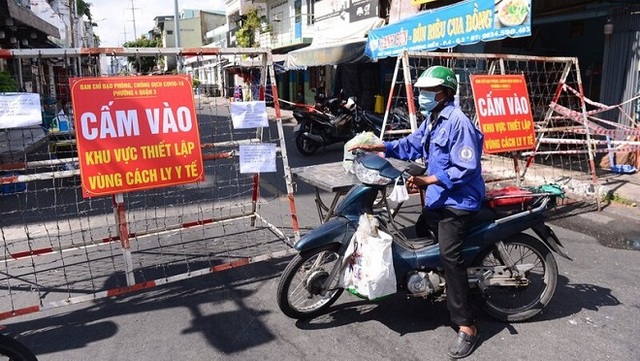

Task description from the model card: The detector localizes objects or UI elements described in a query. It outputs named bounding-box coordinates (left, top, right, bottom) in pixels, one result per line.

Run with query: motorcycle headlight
left=353, top=160, right=393, bottom=185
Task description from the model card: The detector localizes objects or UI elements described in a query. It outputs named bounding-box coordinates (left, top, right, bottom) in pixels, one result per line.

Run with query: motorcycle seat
left=415, top=207, right=498, bottom=240
left=472, top=206, right=499, bottom=223
left=361, top=111, right=385, bottom=126
left=400, top=235, right=437, bottom=250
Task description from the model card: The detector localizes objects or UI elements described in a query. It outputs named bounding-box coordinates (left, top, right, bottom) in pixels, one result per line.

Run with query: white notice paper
left=239, top=143, right=277, bottom=174
left=230, top=100, right=269, bottom=129
left=0, top=93, right=43, bottom=129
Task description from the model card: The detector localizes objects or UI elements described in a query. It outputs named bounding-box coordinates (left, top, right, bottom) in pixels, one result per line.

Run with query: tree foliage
left=236, top=7, right=265, bottom=48
left=77, top=0, right=92, bottom=21
left=76, top=0, right=99, bottom=45
left=123, top=36, right=161, bottom=74
left=0, top=72, right=18, bottom=92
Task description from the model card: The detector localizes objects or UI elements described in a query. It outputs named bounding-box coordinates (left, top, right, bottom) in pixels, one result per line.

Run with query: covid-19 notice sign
left=70, top=75, right=204, bottom=198
left=470, top=74, right=535, bottom=154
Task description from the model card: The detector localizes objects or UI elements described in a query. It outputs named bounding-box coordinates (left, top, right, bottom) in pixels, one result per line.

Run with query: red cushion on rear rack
left=485, top=186, right=534, bottom=208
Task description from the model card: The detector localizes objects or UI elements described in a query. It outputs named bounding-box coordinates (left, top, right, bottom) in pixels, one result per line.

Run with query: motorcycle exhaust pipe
left=302, top=132, right=325, bottom=143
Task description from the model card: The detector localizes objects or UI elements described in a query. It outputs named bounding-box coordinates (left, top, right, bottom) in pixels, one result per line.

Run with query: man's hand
left=347, top=143, right=386, bottom=152
left=407, top=175, right=439, bottom=190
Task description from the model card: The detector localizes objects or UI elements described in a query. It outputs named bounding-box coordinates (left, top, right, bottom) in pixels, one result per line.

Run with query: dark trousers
left=422, top=207, right=476, bottom=327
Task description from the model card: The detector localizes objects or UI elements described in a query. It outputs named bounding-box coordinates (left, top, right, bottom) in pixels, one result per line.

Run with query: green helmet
left=414, top=66, right=457, bottom=93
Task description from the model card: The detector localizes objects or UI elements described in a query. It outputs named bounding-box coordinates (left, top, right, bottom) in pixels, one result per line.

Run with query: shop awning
left=285, top=17, right=386, bottom=69
left=285, top=39, right=369, bottom=69
left=2, top=0, right=60, bottom=38
left=365, top=0, right=532, bottom=60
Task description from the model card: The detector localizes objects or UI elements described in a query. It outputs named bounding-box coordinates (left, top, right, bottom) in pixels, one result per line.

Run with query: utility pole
left=130, top=0, right=138, bottom=40
left=173, top=0, right=180, bottom=47
left=174, top=0, right=181, bottom=72
left=68, top=0, right=74, bottom=48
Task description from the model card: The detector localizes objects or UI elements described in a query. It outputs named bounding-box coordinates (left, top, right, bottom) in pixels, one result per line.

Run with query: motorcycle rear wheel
left=0, top=334, right=38, bottom=361
left=472, top=233, right=558, bottom=322
left=277, top=244, right=344, bottom=319
left=295, top=123, right=319, bottom=155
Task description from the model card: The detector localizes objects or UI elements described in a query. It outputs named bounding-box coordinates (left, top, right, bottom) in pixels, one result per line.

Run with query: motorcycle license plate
left=293, top=124, right=302, bottom=133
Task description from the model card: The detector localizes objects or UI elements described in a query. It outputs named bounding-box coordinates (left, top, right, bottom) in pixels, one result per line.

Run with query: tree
left=0, top=72, right=18, bottom=92
left=77, top=0, right=93, bottom=21
left=123, top=36, right=161, bottom=74
left=236, top=7, right=269, bottom=48
left=76, top=1, right=101, bottom=46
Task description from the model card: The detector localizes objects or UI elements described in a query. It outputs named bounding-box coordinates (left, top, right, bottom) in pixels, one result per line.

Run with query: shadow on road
left=3, top=258, right=291, bottom=357
left=290, top=273, right=622, bottom=348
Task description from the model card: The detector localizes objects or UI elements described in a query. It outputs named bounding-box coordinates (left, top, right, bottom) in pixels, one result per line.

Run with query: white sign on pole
left=0, top=93, right=43, bottom=129
left=230, top=101, right=269, bottom=129
left=239, top=143, right=277, bottom=174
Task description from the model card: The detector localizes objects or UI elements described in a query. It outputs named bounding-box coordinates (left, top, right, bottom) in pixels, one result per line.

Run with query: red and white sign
left=470, top=74, right=535, bottom=154
left=70, top=75, right=204, bottom=198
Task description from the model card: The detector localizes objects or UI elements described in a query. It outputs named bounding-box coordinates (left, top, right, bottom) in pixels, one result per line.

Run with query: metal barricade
left=0, top=47, right=298, bottom=320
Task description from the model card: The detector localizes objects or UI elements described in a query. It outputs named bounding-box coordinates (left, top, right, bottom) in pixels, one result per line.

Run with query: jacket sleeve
left=383, top=121, right=428, bottom=161
left=436, top=119, right=482, bottom=189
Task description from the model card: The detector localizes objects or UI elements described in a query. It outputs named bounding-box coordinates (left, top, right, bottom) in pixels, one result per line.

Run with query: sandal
left=447, top=330, right=479, bottom=359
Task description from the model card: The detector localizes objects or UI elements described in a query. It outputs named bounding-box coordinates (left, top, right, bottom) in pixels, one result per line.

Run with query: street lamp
left=89, top=18, right=107, bottom=47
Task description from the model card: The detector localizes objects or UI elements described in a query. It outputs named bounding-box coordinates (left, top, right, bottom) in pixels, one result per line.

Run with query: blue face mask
left=418, top=90, right=442, bottom=112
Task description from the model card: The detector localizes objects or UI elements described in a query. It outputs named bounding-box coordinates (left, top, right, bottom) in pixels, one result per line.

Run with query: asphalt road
left=3, top=113, right=639, bottom=361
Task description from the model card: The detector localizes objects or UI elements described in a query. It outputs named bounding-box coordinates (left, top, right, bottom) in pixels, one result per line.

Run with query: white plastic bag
left=387, top=176, right=409, bottom=203
left=343, top=131, right=384, bottom=173
left=341, top=214, right=397, bottom=300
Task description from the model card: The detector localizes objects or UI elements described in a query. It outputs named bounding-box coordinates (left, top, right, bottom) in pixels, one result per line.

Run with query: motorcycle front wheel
left=294, top=123, right=319, bottom=155
left=0, top=334, right=38, bottom=361
left=277, top=244, right=344, bottom=319
left=472, top=233, right=558, bottom=322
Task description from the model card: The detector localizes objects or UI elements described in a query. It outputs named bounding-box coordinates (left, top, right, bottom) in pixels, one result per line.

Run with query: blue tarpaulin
left=365, top=0, right=531, bottom=59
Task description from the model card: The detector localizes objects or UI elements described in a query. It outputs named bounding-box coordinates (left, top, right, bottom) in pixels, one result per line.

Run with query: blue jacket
left=383, top=102, right=485, bottom=211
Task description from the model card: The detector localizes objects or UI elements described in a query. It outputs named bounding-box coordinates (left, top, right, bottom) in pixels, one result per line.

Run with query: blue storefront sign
left=366, top=0, right=531, bottom=59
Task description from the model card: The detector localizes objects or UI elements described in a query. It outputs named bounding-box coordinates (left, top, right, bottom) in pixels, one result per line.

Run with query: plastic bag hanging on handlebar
left=387, top=177, right=409, bottom=203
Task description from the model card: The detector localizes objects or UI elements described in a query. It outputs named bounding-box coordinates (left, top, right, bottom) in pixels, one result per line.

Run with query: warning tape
left=539, top=138, right=640, bottom=146
left=523, top=146, right=640, bottom=156
left=540, top=127, right=640, bottom=137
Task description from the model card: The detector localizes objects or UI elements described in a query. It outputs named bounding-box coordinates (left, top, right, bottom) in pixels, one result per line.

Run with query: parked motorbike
left=277, top=152, right=570, bottom=321
left=293, top=97, right=403, bottom=155
left=293, top=97, right=362, bottom=155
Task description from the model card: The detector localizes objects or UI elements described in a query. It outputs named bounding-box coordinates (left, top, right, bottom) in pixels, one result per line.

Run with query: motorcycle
left=276, top=152, right=570, bottom=321
left=293, top=97, right=386, bottom=156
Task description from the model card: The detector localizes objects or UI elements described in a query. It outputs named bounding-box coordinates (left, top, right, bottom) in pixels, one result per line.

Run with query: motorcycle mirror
left=404, top=162, right=427, bottom=176
left=346, top=97, right=356, bottom=109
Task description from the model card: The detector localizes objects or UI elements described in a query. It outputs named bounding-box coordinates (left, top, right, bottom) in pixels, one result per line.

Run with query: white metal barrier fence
left=380, top=51, right=640, bottom=206
left=0, top=47, right=299, bottom=320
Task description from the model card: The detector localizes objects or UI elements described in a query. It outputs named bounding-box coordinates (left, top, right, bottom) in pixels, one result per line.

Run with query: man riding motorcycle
left=349, top=65, right=484, bottom=359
